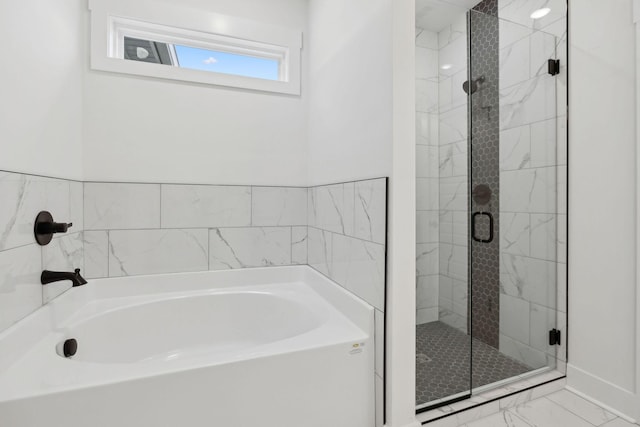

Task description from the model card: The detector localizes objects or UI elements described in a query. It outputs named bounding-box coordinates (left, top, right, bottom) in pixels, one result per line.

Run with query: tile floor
left=459, top=389, right=637, bottom=427
left=416, top=321, right=531, bottom=406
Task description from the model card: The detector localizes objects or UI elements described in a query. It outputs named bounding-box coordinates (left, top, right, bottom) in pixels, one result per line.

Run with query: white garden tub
left=0, top=266, right=375, bottom=427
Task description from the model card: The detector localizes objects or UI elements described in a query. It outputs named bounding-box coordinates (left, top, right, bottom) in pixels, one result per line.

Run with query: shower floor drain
left=416, top=353, right=432, bottom=364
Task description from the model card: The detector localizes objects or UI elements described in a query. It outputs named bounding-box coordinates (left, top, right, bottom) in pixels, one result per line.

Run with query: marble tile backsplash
left=0, top=171, right=84, bottom=332
left=307, top=178, right=387, bottom=312
left=1, top=174, right=388, bottom=337
left=83, top=183, right=310, bottom=278
left=84, top=179, right=387, bottom=289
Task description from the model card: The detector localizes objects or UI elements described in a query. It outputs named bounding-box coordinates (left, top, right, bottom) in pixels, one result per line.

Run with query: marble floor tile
left=463, top=410, right=533, bottom=427
left=545, top=390, right=617, bottom=426
left=600, top=419, right=638, bottom=427
left=459, top=391, right=634, bottom=427
left=507, top=397, right=597, bottom=427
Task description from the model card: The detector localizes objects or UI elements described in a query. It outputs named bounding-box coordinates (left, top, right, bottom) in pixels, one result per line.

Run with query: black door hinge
left=548, top=59, right=560, bottom=76
left=549, top=329, right=561, bottom=346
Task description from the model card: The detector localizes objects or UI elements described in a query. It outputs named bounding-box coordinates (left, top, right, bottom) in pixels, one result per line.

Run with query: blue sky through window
left=174, top=45, right=279, bottom=81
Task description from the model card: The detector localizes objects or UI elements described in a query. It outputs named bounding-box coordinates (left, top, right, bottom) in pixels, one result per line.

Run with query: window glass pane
left=124, top=37, right=174, bottom=65
left=174, top=45, right=279, bottom=81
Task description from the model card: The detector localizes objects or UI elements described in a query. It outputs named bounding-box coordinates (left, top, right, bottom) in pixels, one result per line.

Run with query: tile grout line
left=307, top=225, right=384, bottom=247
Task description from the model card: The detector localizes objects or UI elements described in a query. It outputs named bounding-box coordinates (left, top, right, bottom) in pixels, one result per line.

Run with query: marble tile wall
left=437, top=15, right=470, bottom=332
left=307, top=178, right=387, bottom=311
left=416, top=26, right=440, bottom=325
left=0, top=171, right=84, bottom=332
left=83, top=183, right=309, bottom=278
left=497, top=0, right=567, bottom=370
left=306, top=177, right=387, bottom=427
left=1, top=175, right=388, bottom=326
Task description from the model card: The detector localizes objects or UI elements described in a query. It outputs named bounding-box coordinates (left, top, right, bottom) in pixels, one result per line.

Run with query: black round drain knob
left=63, top=339, right=78, bottom=357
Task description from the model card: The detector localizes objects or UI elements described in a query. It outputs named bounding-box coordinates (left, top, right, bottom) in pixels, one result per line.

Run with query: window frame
left=89, top=0, right=302, bottom=95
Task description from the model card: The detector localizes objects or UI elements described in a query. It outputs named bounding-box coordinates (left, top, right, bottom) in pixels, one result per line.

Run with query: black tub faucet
left=41, top=269, right=87, bottom=287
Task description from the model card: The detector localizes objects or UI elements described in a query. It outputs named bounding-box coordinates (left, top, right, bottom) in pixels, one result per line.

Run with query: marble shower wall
left=0, top=171, right=84, bottom=332
left=438, top=14, right=470, bottom=332
left=83, top=183, right=309, bottom=278
left=415, top=13, right=470, bottom=330
left=497, top=0, right=567, bottom=370
left=415, top=26, right=440, bottom=325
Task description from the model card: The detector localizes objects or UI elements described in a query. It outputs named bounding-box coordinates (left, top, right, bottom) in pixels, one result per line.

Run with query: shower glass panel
left=416, top=2, right=566, bottom=412
left=468, top=10, right=561, bottom=393
left=415, top=6, right=472, bottom=410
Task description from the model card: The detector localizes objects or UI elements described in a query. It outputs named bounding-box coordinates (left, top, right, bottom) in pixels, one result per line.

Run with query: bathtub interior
left=64, top=291, right=329, bottom=363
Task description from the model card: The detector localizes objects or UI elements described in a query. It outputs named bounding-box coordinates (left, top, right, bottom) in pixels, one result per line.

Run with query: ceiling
left=416, top=0, right=483, bottom=32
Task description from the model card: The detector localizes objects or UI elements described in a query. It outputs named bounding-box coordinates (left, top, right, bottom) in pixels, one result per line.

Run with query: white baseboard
left=566, top=363, right=638, bottom=423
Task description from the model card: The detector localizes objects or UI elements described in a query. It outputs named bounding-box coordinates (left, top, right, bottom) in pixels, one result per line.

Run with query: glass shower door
left=468, top=9, right=563, bottom=392
left=415, top=4, right=566, bottom=413
left=415, top=6, right=473, bottom=410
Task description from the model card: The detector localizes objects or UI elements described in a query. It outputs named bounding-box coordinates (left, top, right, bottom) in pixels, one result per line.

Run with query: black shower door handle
left=472, top=212, right=494, bottom=243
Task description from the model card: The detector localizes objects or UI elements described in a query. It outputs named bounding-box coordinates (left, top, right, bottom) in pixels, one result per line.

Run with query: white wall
left=567, top=0, right=639, bottom=420
left=0, top=0, right=84, bottom=180
left=307, top=0, right=393, bottom=185
left=83, top=0, right=309, bottom=186
left=306, top=2, right=418, bottom=426
left=388, top=1, right=420, bottom=426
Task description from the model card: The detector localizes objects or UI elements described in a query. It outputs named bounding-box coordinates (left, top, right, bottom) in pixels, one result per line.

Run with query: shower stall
left=415, top=0, right=567, bottom=411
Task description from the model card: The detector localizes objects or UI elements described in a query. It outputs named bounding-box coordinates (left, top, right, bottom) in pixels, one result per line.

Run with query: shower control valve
left=34, top=211, right=73, bottom=245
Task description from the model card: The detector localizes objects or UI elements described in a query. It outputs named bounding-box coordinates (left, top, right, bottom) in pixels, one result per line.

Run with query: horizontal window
left=172, top=45, right=280, bottom=81
left=89, top=0, right=302, bottom=95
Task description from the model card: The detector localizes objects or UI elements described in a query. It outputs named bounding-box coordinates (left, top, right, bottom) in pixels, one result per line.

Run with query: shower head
left=462, top=76, right=486, bottom=95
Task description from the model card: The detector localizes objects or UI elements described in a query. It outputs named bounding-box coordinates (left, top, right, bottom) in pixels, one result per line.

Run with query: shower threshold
left=416, top=369, right=565, bottom=424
